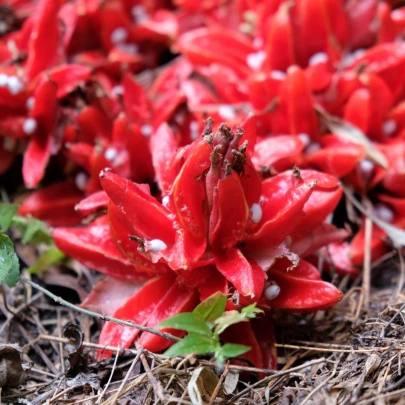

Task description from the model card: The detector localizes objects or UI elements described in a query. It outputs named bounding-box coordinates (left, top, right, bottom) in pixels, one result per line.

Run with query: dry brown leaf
left=0, top=344, right=24, bottom=388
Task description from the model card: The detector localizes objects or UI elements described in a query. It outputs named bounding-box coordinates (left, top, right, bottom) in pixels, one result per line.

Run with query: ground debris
left=2, top=257, right=405, bottom=404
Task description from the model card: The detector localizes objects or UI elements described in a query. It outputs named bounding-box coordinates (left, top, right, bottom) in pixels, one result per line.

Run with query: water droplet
left=104, top=147, right=118, bottom=161
left=250, top=203, right=262, bottom=223
left=110, top=27, right=128, bottom=44
left=264, top=281, right=280, bottom=300
left=309, top=52, right=328, bottom=66
left=23, top=118, right=37, bottom=135
left=149, top=239, right=167, bottom=253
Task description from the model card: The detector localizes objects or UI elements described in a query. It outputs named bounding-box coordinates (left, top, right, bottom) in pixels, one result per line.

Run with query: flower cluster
left=3, top=0, right=405, bottom=367
left=54, top=119, right=344, bottom=366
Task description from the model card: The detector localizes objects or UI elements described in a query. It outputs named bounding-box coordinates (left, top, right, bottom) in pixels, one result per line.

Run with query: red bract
left=54, top=119, right=344, bottom=363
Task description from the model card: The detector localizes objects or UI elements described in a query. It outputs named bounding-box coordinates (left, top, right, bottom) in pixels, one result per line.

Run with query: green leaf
left=219, top=343, right=250, bottom=359
left=158, top=313, right=212, bottom=336
left=193, top=292, right=227, bottom=324
left=214, top=310, right=249, bottom=335
left=28, top=247, right=65, bottom=274
left=241, top=303, right=263, bottom=318
left=164, top=335, right=218, bottom=356
left=11, top=216, right=52, bottom=245
left=0, top=204, right=19, bottom=232
left=0, top=233, right=20, bottom=287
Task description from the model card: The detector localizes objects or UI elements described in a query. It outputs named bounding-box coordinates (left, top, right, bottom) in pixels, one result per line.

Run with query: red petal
left=0, top=140, right=15, bottom=175
left=221, top=322, right=265, bottom=369
left=45, top=64, right=92, bottom=99
left=100, top=171, right=175, bottom=244
left=75, top=191, right=110, bottom=218
left=65, top=143, right=93, bottom=172
left=214, top=248, right=265, bottom=299
left=253, top=135, right=304, bottom=172
left=198, top=268, right=228, bottom=301
left=251, top=312, right=277, bottom=370
left=350, top=222, right=388, bottom=266
left=150, top=123, right=178, bottom=194
left=266, top=258, right=343, bottom=311
left=344, top=88, right=371, bottom=134
left=122, top=72, right=151, bottom=124
left=210, top=172, right=249, bottom=249
left=175, top=27, right=253, bottom=77
left=108, top=201, right=170, bottom=274
left=264, top=2, right=295, bottom=72
left=282, top=66, right=319, bottom=139
left=25, top=0, right=62, bottom=80
left=82, top=277, right=145, bottom=316
left=22, top=80, right=57, bottom=188
left=112, top=116, right=154, bottom=183
left=292, top=170, right=342, bottom=234
left=380, top=140, right=405, bottom=197
left=307, top=135, right=365, bottom=177
left=290, top=223, right=350, bottom=257
left=139, top=283, right=198, bottom=352
left=247, top=173, right=313, bottom=248
left=171, top=139, right=210, bottom=251
left=240, top=156, right=262, bottom=208
left=240, top=114, right=257, bottom=156
left=323, top=242, right=360, bottom=277
left=18, top=181, right=82, bottom=226
left=53, top=216, right=140, bottom=279
left=97, top=274, right=177, bottom=358
left=77, top=106, right=112, bottom=144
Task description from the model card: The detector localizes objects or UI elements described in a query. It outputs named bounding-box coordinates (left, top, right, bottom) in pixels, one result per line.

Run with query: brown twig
left=136, top=342, right=166, bottom=403
left=96, top=348, right=120, bottom=404
left=363, top=216, right=373, bottom=308
left=21, top=277, right=180, bottom=342
left=107, top=348, right=143, bottom=404
left=208, top=362, right=229, bottom=405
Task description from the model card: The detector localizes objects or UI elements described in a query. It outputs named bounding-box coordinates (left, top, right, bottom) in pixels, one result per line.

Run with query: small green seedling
left=157, top=292, right=263, bottom=365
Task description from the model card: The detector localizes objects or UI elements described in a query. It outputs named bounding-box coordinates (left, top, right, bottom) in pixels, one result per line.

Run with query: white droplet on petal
left=253, top=37, right=264, bottom=49
left=0, top=22, right=7, bottom=35
left=325, top=213, right=333, bottom=224
left=162, top=195, right=170, bottom=207
left=309, top=52, right=328, bottom=66
left=104, top=147, right=118, bottom=161
left=305, top=142, right=321, bottom=155
left=26, top=97, right=35, bottom=110
left=7, top=76, right=23, bottom=95
left=149, top=239, right=167, bottom=253
left=264, top=281, right=280, bottom=300
left=22, top=118, right=37, bottom=135
left=189, top=121, right=199, bottom=140
left=110, top=27, right=128, bottom=44
left=298, top=133, right=311, bottom=147
left=383, top=119, right=397, bottom=137
left=3, top=137, right=16, bottom=151
left=111, top=85, right=124, bottom=98
left=141, top=124, right=153, bottom=137
left=270, top=70, right=286, bottom=81
left=374, top=203, right=394, bottom=223
left=0, top=74, right=8, bottom=87
left=75, top=172, right=88, bottom=191
left=218, top=105, right=236, bottom=120
left=246, top=51, right=266, bottom=70
left=250, top=203, right=262, bottom=223
left=358, top=159, right=374, bottom=181
left=132, top=5, right=149, bottom=23
left=118, top=43, right=139, bottom=55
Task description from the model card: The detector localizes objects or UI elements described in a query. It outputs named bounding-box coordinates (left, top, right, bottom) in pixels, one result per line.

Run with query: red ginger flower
left=54, top=118, right=345, bottom=360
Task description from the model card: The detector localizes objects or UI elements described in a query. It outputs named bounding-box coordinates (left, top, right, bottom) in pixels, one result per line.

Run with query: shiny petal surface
left=266, top=259, right=343, bottom=311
